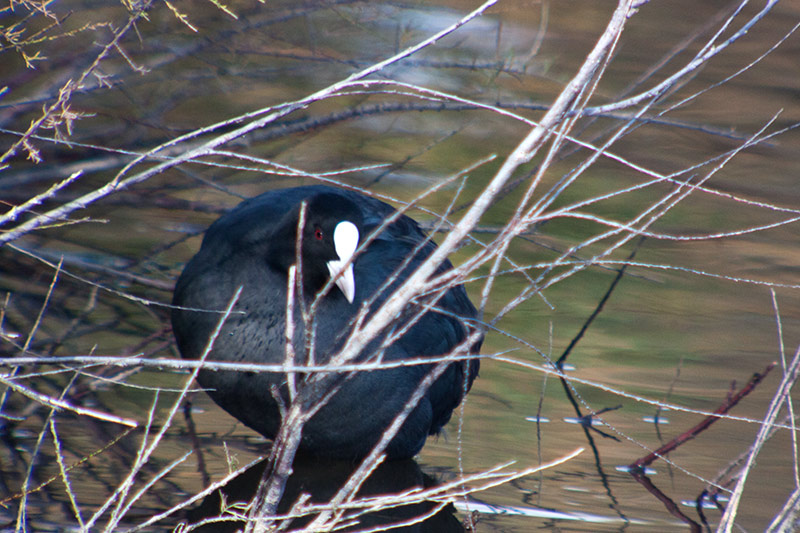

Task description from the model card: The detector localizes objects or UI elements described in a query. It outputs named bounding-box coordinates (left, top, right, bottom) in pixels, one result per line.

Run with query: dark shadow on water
left=186, top=454, right=465, bottom=532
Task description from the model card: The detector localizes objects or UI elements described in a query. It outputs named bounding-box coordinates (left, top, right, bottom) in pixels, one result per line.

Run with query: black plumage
left=171, top=185, right=481, bottom=459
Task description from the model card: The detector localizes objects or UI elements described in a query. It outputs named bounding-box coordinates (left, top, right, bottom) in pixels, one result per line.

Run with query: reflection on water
left=1, top=0, right=799, bottom=531
left=186, top=455, right=464, bottom=532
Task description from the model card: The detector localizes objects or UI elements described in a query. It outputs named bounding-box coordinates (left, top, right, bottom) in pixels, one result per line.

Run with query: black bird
left=171, top=185, right=481, bottom=459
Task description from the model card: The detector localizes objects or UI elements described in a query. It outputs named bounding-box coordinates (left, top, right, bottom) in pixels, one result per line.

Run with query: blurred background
left=1, top=1, right=799, bottom=531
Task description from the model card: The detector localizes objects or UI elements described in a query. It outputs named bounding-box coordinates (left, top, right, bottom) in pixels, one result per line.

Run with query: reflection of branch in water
left=183, top=399, right=210, bottom=487
left=543, top=241, right=642, bottom=523
left=556, top=238, right=643, bottom=370
left=555, top=393, right=626, bottom=522
left=627, top=362, right=775, bottom=530
left=630, top=469, right=701, bottom=532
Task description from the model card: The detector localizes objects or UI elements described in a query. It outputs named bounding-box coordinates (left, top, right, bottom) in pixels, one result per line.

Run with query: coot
left=171, top=185, right=481, bottom=459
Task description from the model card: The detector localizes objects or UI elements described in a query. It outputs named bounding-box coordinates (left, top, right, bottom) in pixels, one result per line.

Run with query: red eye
left=314, top=227, right=324, bottom=240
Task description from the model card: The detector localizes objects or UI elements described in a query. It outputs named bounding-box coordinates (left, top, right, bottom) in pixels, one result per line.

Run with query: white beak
left=327, top=221, right=359, bottom=303
left=328, top=261, right=355, bottom=303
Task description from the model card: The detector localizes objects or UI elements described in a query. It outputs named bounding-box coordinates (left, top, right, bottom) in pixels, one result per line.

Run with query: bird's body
left=171, top=185, right=480, bottom=459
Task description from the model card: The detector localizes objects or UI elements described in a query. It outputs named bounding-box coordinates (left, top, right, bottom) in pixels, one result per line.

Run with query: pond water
left=1, top=1, right=799, bottom=531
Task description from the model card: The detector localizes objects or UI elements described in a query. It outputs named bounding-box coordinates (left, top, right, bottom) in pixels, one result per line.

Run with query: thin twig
left=629, top=362, right=775, bottom=470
